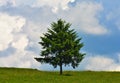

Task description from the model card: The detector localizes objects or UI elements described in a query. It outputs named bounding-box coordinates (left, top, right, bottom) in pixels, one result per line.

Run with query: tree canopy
left=35, top=19, right=85, bottom=75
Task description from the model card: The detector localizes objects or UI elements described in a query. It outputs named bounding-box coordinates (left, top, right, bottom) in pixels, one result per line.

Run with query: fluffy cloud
left=60, top=1, right=108, bottom=35
left=0, top=13, right=26, bottom=51
left=22, top=21, right=49, bottom=54
left=0, top=0, right=15, bottom=6
left=11, top=34, right=28, bottom=51
left=84, top=55, right=120, bottom=71
left=0, top=0, right=75, bottom=13
left=0, top=0, right=112, bottom=70
left=24, top=21, right=48, bottom=41
left=0, top=0, right=109, bottom=35
left=0, top=0, right=8, bottom=6
left=32, top=0, right=75, bottom=13
left=0, top=13, right=40, bottom=69
left=0, top=50, right=40, bottom=68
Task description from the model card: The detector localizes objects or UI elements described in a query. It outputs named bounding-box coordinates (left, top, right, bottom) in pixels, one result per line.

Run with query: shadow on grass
left=63, top=73, right=72, bottom=76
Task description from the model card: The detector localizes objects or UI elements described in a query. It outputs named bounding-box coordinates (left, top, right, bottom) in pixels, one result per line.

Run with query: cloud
left=22, top=21, right=49, bottom=54
left=24, top=21, right=48, bottom=41
left=0, top=0, right=109, bottom=35
left=0, top=50, right=40, bottom=68
left=0, top=0, right=8, bottom=6
left=0, top=0, right=16, bottom=6
left=0, top=0, right=111, bottom=70
left=32, top=0, right=75, bottom=13
left=0, top=13, right=26, bottom=51
left=84, top=55, right=120, bottom=71
left=60, top=1, right=108, bottom=35
left=106, top=6, right=120, bottom=31
left=0, top=0, right=75, bottom=13
left=11, top=34, right=29, bottom=51
left=0, top=13, right=40, bottom=69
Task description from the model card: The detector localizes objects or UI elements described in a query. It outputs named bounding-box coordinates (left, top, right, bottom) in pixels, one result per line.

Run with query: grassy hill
left=0, top=67, right=120, bottom=83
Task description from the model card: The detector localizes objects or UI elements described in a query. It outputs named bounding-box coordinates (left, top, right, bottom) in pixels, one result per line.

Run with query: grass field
left=0, top=67, right=120, bottom=83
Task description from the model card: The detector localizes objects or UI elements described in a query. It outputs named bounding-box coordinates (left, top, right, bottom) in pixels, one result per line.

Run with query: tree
left=35, top=19, right=85, bottom=75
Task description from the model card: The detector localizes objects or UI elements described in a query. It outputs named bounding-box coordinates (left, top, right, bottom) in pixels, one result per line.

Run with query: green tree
left=35, top=19, right=85, bottom=75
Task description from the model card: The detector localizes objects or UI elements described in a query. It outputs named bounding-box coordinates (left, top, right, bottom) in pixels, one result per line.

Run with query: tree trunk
left=60, top=63, right=62, bottom=75
left=60, top=59, right=63, bottom=75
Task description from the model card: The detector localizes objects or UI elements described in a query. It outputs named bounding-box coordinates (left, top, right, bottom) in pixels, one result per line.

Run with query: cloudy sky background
left=0, top=0, right=120, bottom=71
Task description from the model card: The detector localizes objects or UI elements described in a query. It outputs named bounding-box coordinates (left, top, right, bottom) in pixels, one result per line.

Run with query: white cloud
left=0, top=0, right=8, bottom=6
left=0, top=13, right=26, bottom=51
left=0, top=0, right=111, bottom=70
left=0, top=13, right=44, bottom=69
left=0, top=0, right=16, bottom=6
left=106, top=8, right=120, bottom=31
left=0, top=1, right=109, bottom=35
left=0, top=50, right=40, bottom=68
left=32, top=0, right=75, bottom=13
left=0, top=14, right=40, bottom=68
left=12, top=34, right=29, bottom=51
left=0, top=0, right=75, bottom=13
left=23, top=21, right=49, bottom=53
left=24, top=21, right=48, bottom=41
left=60, top=1, right=108, bottom=35
left=84, top=55, right=120, bottom=71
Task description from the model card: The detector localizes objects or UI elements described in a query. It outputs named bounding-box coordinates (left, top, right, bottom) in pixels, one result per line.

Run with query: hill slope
left=0, top=67, right=120, bottom=83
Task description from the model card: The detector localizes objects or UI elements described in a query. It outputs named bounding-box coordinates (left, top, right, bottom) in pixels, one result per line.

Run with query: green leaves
left=36, top=19, right=85, bottom=73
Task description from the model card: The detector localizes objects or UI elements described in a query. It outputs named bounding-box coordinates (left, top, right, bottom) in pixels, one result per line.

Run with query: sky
left=0, top=0, right=120, bottom=71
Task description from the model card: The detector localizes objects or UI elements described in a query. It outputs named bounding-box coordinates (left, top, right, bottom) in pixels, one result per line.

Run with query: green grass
left=0, top=67, right=120, bottom=83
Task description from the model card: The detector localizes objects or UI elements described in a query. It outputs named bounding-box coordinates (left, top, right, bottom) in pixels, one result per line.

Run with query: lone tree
left=35, top=19, right=85, bottom=75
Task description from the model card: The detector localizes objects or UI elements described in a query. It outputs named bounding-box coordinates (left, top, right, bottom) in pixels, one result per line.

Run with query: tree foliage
left=35, top=19, right=85, bottom=74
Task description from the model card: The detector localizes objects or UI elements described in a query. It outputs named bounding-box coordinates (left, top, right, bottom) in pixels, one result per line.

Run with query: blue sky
left=0, top=0, right=120, bottom=71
